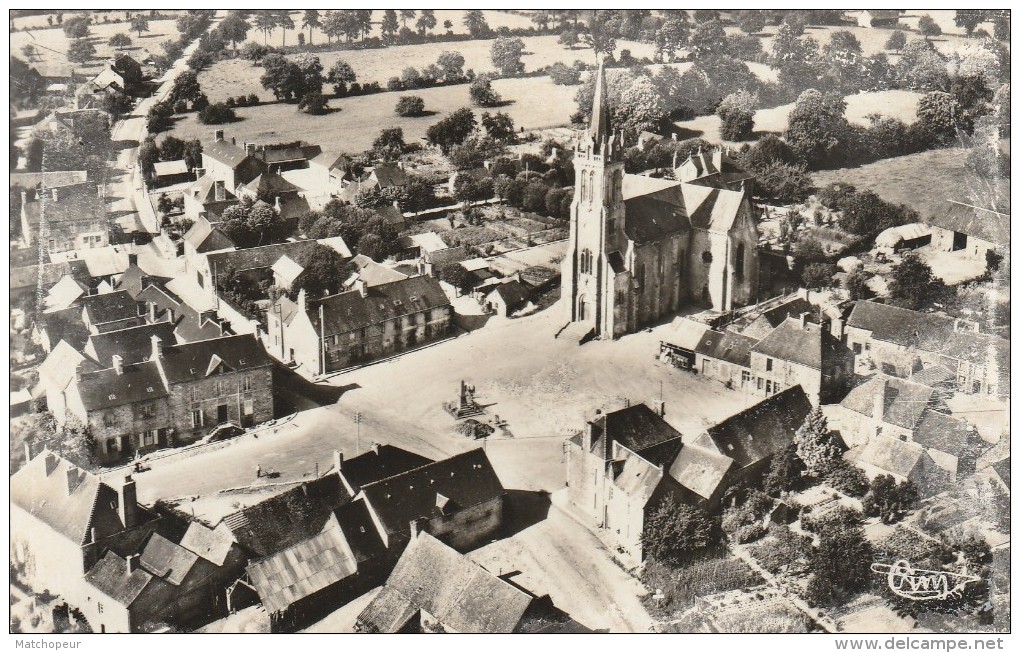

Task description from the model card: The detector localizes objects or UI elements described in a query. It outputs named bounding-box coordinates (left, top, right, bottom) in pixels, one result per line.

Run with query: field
left=812, top=146, right=1010, bottom=219
left=675, top=89, right=922, bottom=145
left=165, top=75, right=580, bottom=153
left=10, top=17, right=184, bottom=76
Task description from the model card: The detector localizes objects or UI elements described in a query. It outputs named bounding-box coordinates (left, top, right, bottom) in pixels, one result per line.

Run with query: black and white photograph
left=7, top=5, right=1011, bottom=641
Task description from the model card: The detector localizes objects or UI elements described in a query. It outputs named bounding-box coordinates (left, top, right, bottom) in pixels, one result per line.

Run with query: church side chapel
left=561, top=64, right=761, bottom=340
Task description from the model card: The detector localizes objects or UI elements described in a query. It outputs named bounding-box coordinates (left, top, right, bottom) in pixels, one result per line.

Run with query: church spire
left=589, top=60, right=612, bottom=148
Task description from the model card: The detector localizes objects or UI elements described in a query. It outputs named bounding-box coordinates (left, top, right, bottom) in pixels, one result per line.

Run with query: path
left=731, top=543, right=838, bottom=632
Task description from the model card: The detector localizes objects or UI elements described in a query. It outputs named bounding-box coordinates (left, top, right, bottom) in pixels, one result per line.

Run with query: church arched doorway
left=577, top=295, right=589, bottom=322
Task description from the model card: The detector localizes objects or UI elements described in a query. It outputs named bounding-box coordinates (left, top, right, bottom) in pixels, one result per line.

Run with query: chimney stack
left=126, top=553, right=141, bottom=574
left=274, top=195, right=281, bottom=212
left=150, top=335, right=163, bottom=360
left=873, top=378, right=887, bottom=424
left=119, top=475, right=138, bottom=529
left=658, top=401, right=666, bottom=417
left=214, top=129, right=224, bottom=142
left=799, top=312, right=809, bottom=330
left=409, top=518, right=425, bottom=539
left=297, top=288, right=307, bottom=312
left=333, top=450, right=342, bottom=471
left=370, top=442, right=380, bottom=455
left=831, top=316, right=844, bottom=341
left=112, top=354, right=124, bottom=375
left=354, top=278, right=368, bottom=298
left=194, top=167, right=206, bottom=180
left=128, top=253, right=138, bottom=267
left=44, top=450, right=58, bottom=476
left=214, top=179, right=226, bottom=202
left=148, top=301, right=158, bottom=323
left=65, top=465, right=81, bottom=495
left=246, top=143, right=256, bottom=157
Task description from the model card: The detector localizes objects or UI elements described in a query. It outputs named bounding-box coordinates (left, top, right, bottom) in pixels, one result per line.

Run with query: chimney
left=274, top=195, right=281, bottom=212
left=65, top=465, right=81, bottom=494
left=246, top=143, right=256, bottom=157
left=148, top=301, right=157, bottom=323
left=214, top=179, right=225, bottom=202
left=798, top=287, right=810, bottom=301
left=333, top=450, right=342, bottom=471
left=354, top=278, right=367, bottom=298
left=128, top=253, right=138, bottom=266
left=150, top=335, right=163, bottom=360
left=194, top=167, right=205, bottom=180
left=297, top=288, right=307, bottom=312
left=873, top=378, right=887, bottom=423
left=231, top=136, right=236, bottom=145
left=214, top=129, right=224, bottom=142
left=51, top=187, right=60, bottom=202
left=658, top=401, right=666, bottom=417
left=671, top=132, right=678, bottom=141
left=119, top=475, right=138, bottom=528
left=90, top=527, right=97, bottom=544
left=126, top=553, right=141, bottom=574
left=672, top=151, right=678, bottom=169
left=409, top=518, right=426, bottom=539
left=44, top=451, right=58, bottom=476
left=112, top=354, right=124, bottom=375
left=370, top=442, right=380, bottom=455
left=24, top=441, right=34, bottom=465
left=799, top=312, right=809, bottom=330
left=167, top=307, right=175, bottom=323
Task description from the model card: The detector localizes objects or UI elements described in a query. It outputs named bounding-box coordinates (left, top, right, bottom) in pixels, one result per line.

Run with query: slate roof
left=84, top=551, right=169, bottom=608
left=752, top=317, right=843, bottom=370
left=858, top=437, right=925, bottom=479
left=359, top=532, right=533, bottom=633
left=243, top=172, right=302, bottom=198
left=221, top=474, right=350, bottom=559
left=926, top=201, right=1009, bottom=246
left=586, top=403, right=684, bottom=460
left=911, top=410, right=975, bottom=459
left=39, top=340, right=91, bottom=390
left=359, top=449, right=504, bottom=538
left=157, top=334, right=271, bottom=385
left=335, top=445, right=434, bottom=494
left=180, top=522, right=236, bottom=566
left=78, top=360, right=168, bottom=411
left=683, top=184, right=746, bottom=234
left=695, top=328, right=756, bottom=368
left=942, top=329, right=1009, bottom=369
left=622, top=182, right=689, bottom=243
left=314, top=276, right=449, bottom=336
left=840, top=377, right=934, bottom=430
left=80, top=290, right=140, bottom=326
left=331, top=499, right=387, bottom=564
left=203, top=139, right=251, bottom=168
left=139, top=533, right=201, bottom=586
left=205, top=239, right=320, bottom=275
left=247, top=526, right=359, bottom=614
left=43, top=275, right=87, bottom=313
left=667, top=443, right=734, bottom=501
left=370, top=164, right=409, bottom=189
left=608, top=442, right=664, bottom=507
left=10, top=451, right=130, bottom=545
left=186, top=175, right=239, bottom=206
left=847, top=301, right=956, bottom=350
left=257, top=143, right=322, bottom=165
left=488, top=280, right=530, bottom=311
left=37, top=306, right=91, bottom=351
left=86, top=321, right=176, bottom=366
left=135, top=282, right=230, bottom=343
left=755, top=297, right=817, bottom=330
left=22, top=182, right=105, bottom=226
left=704, top=386, right=812, bottom=469
left=116, top=264, right=174, bottom=299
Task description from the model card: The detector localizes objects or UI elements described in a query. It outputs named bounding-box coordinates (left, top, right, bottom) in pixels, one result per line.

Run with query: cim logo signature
left=871, top=560, right=980, bottom=602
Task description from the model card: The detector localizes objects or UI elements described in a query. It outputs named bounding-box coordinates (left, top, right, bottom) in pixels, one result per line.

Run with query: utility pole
left=354, top=411, right=362, bottom=455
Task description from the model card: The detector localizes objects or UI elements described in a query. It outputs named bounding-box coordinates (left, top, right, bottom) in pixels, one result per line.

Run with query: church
left=561, top=65, right=761, bottom=340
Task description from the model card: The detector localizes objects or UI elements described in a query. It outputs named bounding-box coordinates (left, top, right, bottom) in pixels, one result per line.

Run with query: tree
left=215, top=12, right=248, bottom=51
left=481, top=112, right=516, bottom=143
left=802, top=262, right=837, bottom=289
left=918, top=14, right=942, bottom=41
left=641, top=496, right=717, bottom=564
left=735, top=10, right=767, bottom=35
left=490, top=36, right=526, bottom=77
left=294, top=54, right=324, bottom=97
left=395, top=95, right=426, bottom=117
left=182, top=139, right=203, bottom=170
left=274, top=10, right=295, bottom=47
left=252, top=11, right=280, bottom=45
left=327, top=59, right=356, bottom=96
left=130, top=14, right=149, bottom=38
left=843, top=268, right=872, bottom=300
left=688, top=19, right=727, bottom=58
left=416, top=10, right=437, bottom=36
left=108, top=33, right=132, bottom=50
left=653, top=18, right=689, bottom=63
left=807, top=515, right=874, bottom=607
left=298, top=91, right=328, bottom=115
left=435, top=51, right=466, bottom=83
left=785, top=89, right=850, bottom=168
left=716, top=91, right=757, bottom=140
left=399, top=10, right=416, bottom=28
left=62, top=15, right=90, bottom=39
left=885, top=30, right=907, bottom=53
left=157, top=135, right=186, bottom=161
left=617, top=76, right=668, bottom=132
left=548, top=61, right=584, bottom=86
left=220, top=198, right=286, bottom=248
left=291, top=244, right=355, bottom=298
left=301, top=10, right=320, bottom=45
left=66, top=38, right=96, bottom=64
left=888, top=252, right=954, bottom=310
left=198, top=102, right=237, bottom=125
left=559, top=29, right=579, bottom=50
left=915, top=91, right=963, bottom=145
left=863, top=475, right=918, bottom=523
left=381, top=10, right=399, bottom=40
left=826, top=459, right=870, bottom=497
left=171, top=70, right=202, bottom=104
left=584, top=11, right=617, bottom=60
left=426, top=108, right=478, bottom=154
left=372, top=127, right=406, bottom=160
left=464, top=10, right=490, bottom=38
left=755, top=161, right=813, bottom=203
left=260, top=53, right=304, bottom=100
left=469, top=75, right=502, bottom=107
left=763, top=444, right=807, bottom=496
left=795, top=408, right=841, bottom=477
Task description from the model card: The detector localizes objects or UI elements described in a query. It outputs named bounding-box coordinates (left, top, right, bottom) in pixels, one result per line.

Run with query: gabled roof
left=77, top=360, right=168, bottom=411
left=247, top=526, right=359, bottom=614
left=205, top=239, right=320, bottom=275
left=488, top=280, right=530, bottom=310
left=11, top=451, right=131, bottom=545
left=314, top=275, right=449, bottom=336
left=271, top=255, right=304, bottom=285
left=359, top=532, right=532, bottom=634
left=942, top=329, right=1009, bottom=368
left=84, top=551, right=171, bottom=608
left=153, top=160, right=189, bottom=177
left=86, top=321, right=176, bottom=366
left=369, top=164, right=408, bottom=189
left=180, top=522, right=237, bottom=566
left=257, top=143, right=322, bottom=165
left=22, top=181, right=105, bottom=226
left=694, top=328, right=756, bottom=368
left=666, top=443, right=734, bottom=501
left=335, top=445, right=434, bottom=494
left=840, top=377, right=934, bottom=430
left=847, top=301, right=956, bottom=350
left=609, top=441, right=664, bottom=506
left=37, top=306, right=91, bottom=351
left=751, top=317, right=843, bottom=370
left=586, top=403, right=684, bottom=461
left=186, top=175, right=239, bottom=206
left=157, top=334, right=271, bottom=385
left=331, top=499, right=386, bottom=563
left=39, top=340, right=90, bottom=390
left=683, top=184, right=746, bottom=234
left=80, top=290, right=140, bottom=326
left=858, top=437, right=926, bottom=479
left=359, top=449, right=504, bottom=538
left=116, top=264, right=174, bottom=299
left=316, top=235, right=353, bottom=259
left=243, top=172, right=302, bottom=198
left=139, top=533, right=201, bottom=586
left=754, top=297, right=817, bottom=330
left=203, top=139, right=252, bottom=168
left=926, top=201, right=1009, bottom=246
left=704, top=386, right=812, bottom=469
left=665, top=318, right=711, bottom=351
left=911, top=410, right=975, bottom=459
left=43, top=275, right=87, bottom=313
left=622, top=180, right=689, bottom=243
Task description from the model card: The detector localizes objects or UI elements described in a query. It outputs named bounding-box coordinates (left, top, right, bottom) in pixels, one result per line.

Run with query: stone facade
left=167, top=365, right=274, bottom=445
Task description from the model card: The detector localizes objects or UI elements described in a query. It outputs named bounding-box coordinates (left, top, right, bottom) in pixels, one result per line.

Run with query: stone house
left=749, top=315, right=854, bottom=405
left=484, top=279, right=531, bottom=317
left=852, top=437, right=949, bottom=498
left=20, top=181, right=109, bottom=253
left=201, top=131, right=266, bottom=195
left=926, top=201, right=1008, bottom=259
left=183, top=174, right=240, bottom=222
left=267, top=276, right=451, bottom=375
left=79, top=290, right=148, bottom=334
left=659, top=318, right=757, bottom=389
left=188, top=239, right=319, bottom=301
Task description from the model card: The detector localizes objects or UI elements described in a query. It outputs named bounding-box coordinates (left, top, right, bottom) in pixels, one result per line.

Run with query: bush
left=469, top=75, right=502, bottom=107
left=801, top=262, right=837, bottom=289
left=198, top=102, right=237, bottom=125
left=395, top=95, right=426, bottom=117
left=734, top=522, right=768, bottom=544
left=826, top=460, right=869, bottom=497
left=548, top=61, right=584, bottom=86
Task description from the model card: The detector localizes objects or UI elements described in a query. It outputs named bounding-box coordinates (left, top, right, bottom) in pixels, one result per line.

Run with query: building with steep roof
left=560, top=64, right=759, bottom=341
left=200, top=131, right=267, bottom=195
left=20, top=181, right=110, bottom=253
left=926, top=200, right=1009, bottom=257
left=749, top=315, right=853, bottom=404
left=267, top=275, right=452, bottom=374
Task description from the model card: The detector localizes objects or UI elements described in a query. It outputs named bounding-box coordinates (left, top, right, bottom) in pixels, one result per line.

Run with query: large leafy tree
left=220, top=198, right=286, bottom=248
left=66, top=38, right=96, bottom=64
left=654, top=17, right=689, bottom=62
left=794, top=407, right=841, bottom=477
left=641, top=496, right=717, bottom=564
left=301, top=10, right=320, bottom=45
left=260, top=53, right=305, bottom=100
left=807, top=513, right=874, bottom=606
left=687, top=19, right=727, bottom=58
left=463, top=10, right=490, bottom=38
left=219, top=12, right=249, bottom=50
left=763, top=444, right=807, bottom=496
left=291, top=244, right=355, bottom=299
left=130, top=14, right=149, bottom=38
left=784, top=89, right=850, bottom=168
left=436, top=51, right=466, bottom=82
left=862, top=475, right=918, bottom=524
left=888, top=252, right=954, bottom=310
left=416, top=10, right=437, bottom=36
left=327, top=59, right=356, bottom=96
left=426, top=108, right=478, bottom=153
left=584, top=11, right=617, bottom=60
left=490, top=36, right=525, bottom=76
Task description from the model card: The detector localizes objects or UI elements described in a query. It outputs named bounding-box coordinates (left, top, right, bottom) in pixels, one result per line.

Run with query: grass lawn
left=11, top=18, right=184, bottom=76
left=166, top=75, right=580, bottom=153
left=812, top=147, right=1010, bottom=219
